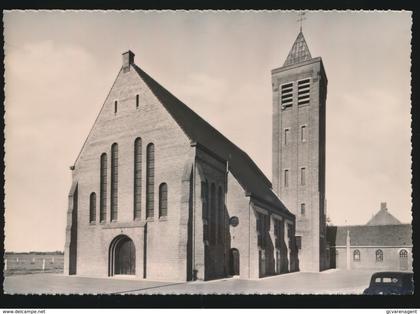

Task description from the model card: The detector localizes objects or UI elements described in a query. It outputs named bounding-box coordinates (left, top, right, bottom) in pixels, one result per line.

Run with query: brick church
left=64, top=30, right=330, bottom=281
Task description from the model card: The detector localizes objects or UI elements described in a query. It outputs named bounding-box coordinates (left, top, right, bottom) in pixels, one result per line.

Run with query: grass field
left=4, top=252, right=64, bottom=276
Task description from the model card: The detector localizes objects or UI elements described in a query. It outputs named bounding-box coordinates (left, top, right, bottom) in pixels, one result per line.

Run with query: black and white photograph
left=3, top=10, right=413, bottom=296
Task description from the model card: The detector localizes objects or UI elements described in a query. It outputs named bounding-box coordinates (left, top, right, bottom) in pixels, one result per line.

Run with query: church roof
left=327, top=224, right=412, bottom=247
left=366, top=203, right=402, bottom=226
left=132, top=64, right=293, bottom=217
left=283, top=31, right=312, bottom=67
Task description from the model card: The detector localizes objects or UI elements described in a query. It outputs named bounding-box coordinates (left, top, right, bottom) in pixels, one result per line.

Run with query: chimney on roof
left=380, top=202, right=387, bottom=211
left=122, top=50, right=135, bottom=70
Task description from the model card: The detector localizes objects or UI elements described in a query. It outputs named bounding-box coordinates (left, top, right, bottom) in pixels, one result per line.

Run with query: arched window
left=376, top=249, right=383, bottom=262
left=89, top=192, right=96, bottom=223
left=110, top=143, right=118, bottom=221
left=159, top=183, right=168, bottom=217
left=134, top=138, right=142, bottom=219
left=353, top=249, right=360, bottom=261
left=210, top=183, right=216, bottom=245
left=217, top=186, right=224, bottom=244
left=100, top=153, right=107, bottom=222
left=146, top=143, right=155, bottom=219
left=400, top=249, right=408, bottom=258
left=201, top=180, right=209, bottom=243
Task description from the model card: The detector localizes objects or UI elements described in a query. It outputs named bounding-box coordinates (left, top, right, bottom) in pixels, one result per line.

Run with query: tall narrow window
left=217, top=186, right=224, bottom=244
left=256, top=215, right=262, bottom=248
left=136, top=94, right=139, bottom=108
left=210, top=183, right=216, bottom=245
left=284, top=128, right=290, bottom=145
left=89, top=192, right=96, bottom=223
left=301, top=167, right=306, bottom=186
left=301, top=125, right=306, bottom=142
left=284, top=169, right=289, bottom=187
left=281, top=82, right=293, bottom=109
left=257, top=213, right=268, bottom=249
left=297, top=78, right=310, bottom=105
left=111, top=143, right=118, bottom=221
left=146, top=143, right=155, bottom=219
left=376, top=249, right=383, bottom=262
left=134, top=138, right=142, bottom=219
left=274, top=219, right=282, bottom=274
left=300, top=203, right=306, bottom=216
left=100, top=153, right=107, bottom=222
left=114, top=100, right=118, bottom=114
left=295, top=236, right=302, bottom=250
left=273, top=219, right=281, bottom=249
left=201, top=181, right=209, bottom=243
left=159, top=183, right=168, bottom=217
left=353, top=249, right=361, bottom=261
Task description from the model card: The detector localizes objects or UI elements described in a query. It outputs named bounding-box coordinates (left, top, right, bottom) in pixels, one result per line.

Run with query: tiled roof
left=283, top=31, right=312, bottom=67
left=366, top=208, right=401, bottom=226
left=327, top=224, right=412, bottom=247
left=133, top=64, right=293, bottom=216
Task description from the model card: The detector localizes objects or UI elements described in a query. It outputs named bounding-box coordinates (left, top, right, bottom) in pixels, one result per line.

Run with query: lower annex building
left=327, top=202, right=413, bottom=272
left=64, top=51, right=299, bottom=281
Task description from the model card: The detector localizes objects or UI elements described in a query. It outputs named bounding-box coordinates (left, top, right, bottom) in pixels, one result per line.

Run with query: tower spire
left=283, top=30, right=312, bottom=67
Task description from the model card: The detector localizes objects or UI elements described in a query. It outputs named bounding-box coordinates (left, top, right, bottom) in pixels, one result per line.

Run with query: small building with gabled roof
left=327, top=202, right=412, bottom=271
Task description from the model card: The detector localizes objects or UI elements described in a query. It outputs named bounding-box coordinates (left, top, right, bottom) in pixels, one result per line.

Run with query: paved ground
left=3, top=269, right=374, bottom=295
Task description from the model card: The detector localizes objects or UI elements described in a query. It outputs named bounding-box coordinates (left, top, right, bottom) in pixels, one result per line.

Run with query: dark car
left=363, top=272, right=414, bottom=295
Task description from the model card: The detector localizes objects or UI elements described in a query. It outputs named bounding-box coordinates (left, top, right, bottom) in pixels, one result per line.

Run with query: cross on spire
left=297, top=11, right=306, bottom=32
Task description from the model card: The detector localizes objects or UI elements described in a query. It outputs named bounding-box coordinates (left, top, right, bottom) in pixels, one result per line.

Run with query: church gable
left=70, top=51, right=193, bottom=227
left=73, top=51, right=191, bottom=168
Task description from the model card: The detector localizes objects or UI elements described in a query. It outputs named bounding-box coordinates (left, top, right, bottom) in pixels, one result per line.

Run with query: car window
left=383, top=277, right=398, bottom=283
left=374, top=277, right=400, bottom=284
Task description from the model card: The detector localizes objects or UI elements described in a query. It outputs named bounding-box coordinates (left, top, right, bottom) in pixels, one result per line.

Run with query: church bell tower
left=272, top=31, right=328, bottom=271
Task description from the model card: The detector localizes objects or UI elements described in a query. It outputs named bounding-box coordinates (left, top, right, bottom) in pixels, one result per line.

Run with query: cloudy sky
left=4, top=10, right=412, bottom=251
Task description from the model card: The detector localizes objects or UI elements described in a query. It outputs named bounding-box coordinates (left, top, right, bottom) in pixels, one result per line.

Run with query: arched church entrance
left=109, top=235, right=136, bottom=276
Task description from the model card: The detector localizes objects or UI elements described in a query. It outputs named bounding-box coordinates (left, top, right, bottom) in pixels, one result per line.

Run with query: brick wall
left=271, top=58, right=327, bottom=272
left=226, top=172, right=252, bottom=279
left=67, top=63, right=195, bottom=281
left=334, top=247, right=413, bottom=271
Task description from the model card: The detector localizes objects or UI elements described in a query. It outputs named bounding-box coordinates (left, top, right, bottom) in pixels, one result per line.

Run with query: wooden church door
left=115, top=237, right=136, bottom=275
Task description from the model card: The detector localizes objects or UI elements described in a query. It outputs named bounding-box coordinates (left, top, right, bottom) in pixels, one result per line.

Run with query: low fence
left=4, top=253, right=64, bottom=276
